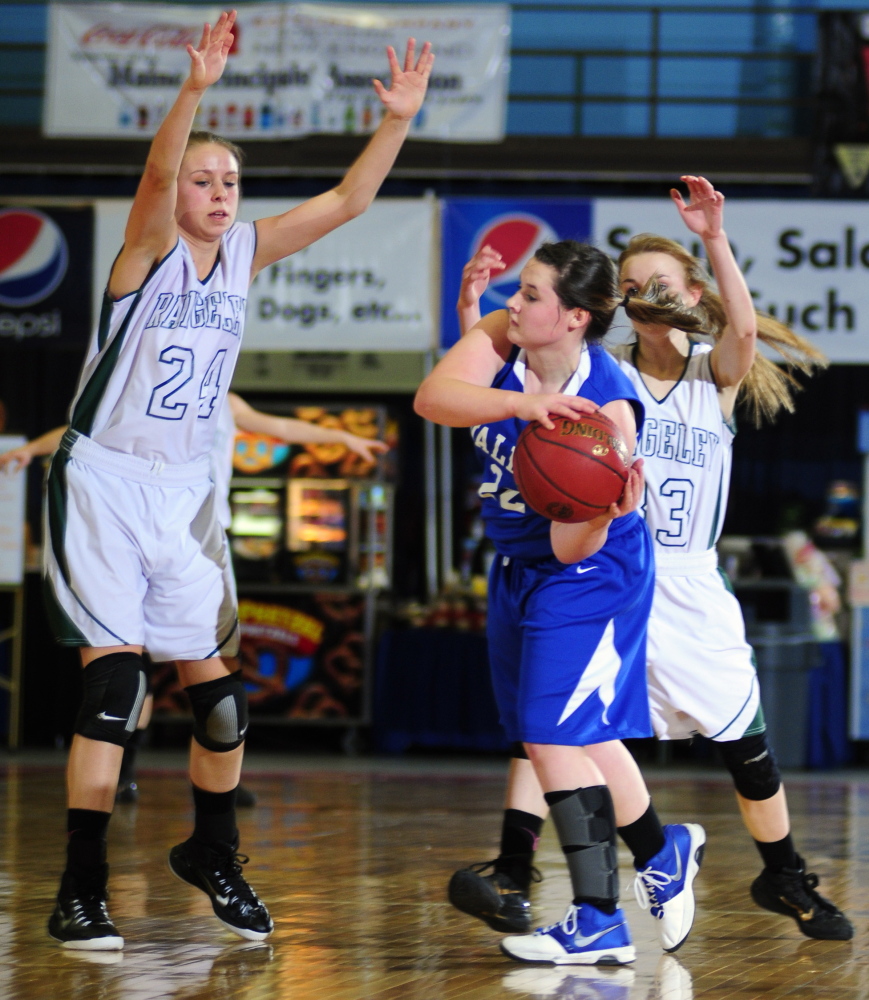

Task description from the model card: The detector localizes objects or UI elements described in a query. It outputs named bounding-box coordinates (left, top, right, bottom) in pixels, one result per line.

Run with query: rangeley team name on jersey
left=144, top=291, right=246, bottom=336
left=638, top=417, right=721, bottom=469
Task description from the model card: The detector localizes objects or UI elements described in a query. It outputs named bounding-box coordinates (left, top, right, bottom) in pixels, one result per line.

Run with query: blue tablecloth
left=807, top=640, right=851, bottom=769
left=373, top=629, right=510, bottom=753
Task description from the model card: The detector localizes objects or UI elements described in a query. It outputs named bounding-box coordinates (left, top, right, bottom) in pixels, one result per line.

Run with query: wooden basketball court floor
left=2, top=751, right=867, bottom=1000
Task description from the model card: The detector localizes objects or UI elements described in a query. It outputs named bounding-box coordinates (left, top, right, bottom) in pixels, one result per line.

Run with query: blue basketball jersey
left=473, top=341, right=645, bottom=560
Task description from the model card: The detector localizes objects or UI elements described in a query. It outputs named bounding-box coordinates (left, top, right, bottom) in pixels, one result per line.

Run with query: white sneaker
left=632, top=823, right=705, bottom=952
left=501, top=902, right=635, bottom=966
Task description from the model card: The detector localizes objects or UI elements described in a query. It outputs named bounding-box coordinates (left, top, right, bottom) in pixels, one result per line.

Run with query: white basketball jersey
left=611, top=342, right=734, bottom=553
left=210, top=397, right=237, bottom=529
left=68, top=222, right=256, bottom=466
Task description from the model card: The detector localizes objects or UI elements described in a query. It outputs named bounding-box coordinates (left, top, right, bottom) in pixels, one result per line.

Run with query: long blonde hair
left=618, top=234, right=828, bottom=426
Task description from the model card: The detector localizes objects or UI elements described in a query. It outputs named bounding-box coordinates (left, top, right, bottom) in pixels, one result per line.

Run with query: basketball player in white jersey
left=1, top=398, right=386, bottom=806
left=448, top=177, right=851, bottom=945
left=36, top=10, right=431, bottom=950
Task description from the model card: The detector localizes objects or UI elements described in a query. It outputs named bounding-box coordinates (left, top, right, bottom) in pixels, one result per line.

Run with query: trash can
left=733, top=581, right=820, bottom=769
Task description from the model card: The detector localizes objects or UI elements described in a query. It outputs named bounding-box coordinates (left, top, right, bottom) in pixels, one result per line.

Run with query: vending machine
left=228, top=402, right=396, bottom=729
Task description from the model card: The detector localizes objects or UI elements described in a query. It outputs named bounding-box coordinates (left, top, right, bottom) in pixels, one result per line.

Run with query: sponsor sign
left=440, top=199, right=593, bottom=349
left=594, top=198, right=869, bottom=364
left=151, top=593, right=367, bottom=721
left=0, top=206, right=93, bottom=348
left=94, top=197, right=436, bottom=350
left=45, top=2, right=509, bottom=141
left=440, top=196, right=869, bottom=362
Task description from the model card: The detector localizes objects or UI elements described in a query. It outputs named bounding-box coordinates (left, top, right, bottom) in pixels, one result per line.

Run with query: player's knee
left=187, top=670, right=248, bottom=753
left=74, top=651, right=148, bottom=747
left=718, top=732, right=781, bottom=801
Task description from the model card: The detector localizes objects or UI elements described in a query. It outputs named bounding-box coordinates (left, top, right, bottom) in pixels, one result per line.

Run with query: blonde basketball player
left=41, top=9, right=431, bottom=950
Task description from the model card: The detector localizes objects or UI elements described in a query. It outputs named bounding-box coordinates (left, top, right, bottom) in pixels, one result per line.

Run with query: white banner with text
left=94, top=197, right=437, bottom=350
left=45, top=2, right=509, bottom=141
left=595, top=198, right=869, bottom=364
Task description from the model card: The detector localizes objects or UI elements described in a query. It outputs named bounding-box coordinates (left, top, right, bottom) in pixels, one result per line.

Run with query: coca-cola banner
left=44, top=2, right=509, bottom=141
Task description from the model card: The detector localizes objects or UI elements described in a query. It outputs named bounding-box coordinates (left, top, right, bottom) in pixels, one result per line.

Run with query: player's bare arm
left=251, top=39, right=434, bottom=278
left=0, top=425, right=66, bottom=473
left=671, top=175, right=756, bottom=395
left=416, top=309, right=597, bottom=428
left=109, top=11, right=237, bottom=299
left=228, top=393, right=389, bottom=462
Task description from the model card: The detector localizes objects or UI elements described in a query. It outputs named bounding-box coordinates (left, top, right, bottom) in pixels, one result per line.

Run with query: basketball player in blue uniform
left=416, top=241, right=705, bottom=965
left=449, top=178, right=851, bottom=944
left=40, top=10, right=432, bottom=950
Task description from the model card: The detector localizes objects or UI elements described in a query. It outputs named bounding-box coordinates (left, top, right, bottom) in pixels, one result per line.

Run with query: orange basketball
left=513, top=412, right=631, bottom=523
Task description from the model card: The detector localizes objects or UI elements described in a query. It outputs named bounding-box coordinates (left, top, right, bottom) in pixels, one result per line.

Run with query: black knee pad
left=547, top=786, right=619, bottom=902
left=511, top=741, right=529, bottom=760
left=75, top=652, right=148, bottom=747
left=717, top=732, right=781, bottom=801
left=186, top=670, right=248, bottom=753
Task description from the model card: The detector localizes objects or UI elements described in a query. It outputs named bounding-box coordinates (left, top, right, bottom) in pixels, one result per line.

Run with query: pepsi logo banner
left=0, top=207, right=92, bottom=348
left=46, top=2, right=509, bottom=142
left=440, top=199, right=593, bottom=349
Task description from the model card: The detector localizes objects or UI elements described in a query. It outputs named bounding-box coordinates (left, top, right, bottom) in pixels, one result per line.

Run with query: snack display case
left=228, top=403, right=395, bottom=729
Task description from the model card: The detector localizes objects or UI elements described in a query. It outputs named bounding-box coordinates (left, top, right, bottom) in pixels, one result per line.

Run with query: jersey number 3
left=146, top=347, right=227, bottom=421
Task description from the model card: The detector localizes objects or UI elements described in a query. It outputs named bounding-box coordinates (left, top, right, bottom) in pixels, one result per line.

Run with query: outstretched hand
left=459, top=245, right=506, bottom=309
left=187, top=10, right=236, bottom=92
left=670, top=175, right=725, bottom=241
left=0, top=445, right=34, bottom=475
left=372, top=39, right=434, bottom=120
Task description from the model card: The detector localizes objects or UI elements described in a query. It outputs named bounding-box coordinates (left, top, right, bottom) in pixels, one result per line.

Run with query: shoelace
left=214, top=852, right=261, bottom=905
left=537, top=903, right=579, bottom=936
left=631, top=865, right=675, bottom=916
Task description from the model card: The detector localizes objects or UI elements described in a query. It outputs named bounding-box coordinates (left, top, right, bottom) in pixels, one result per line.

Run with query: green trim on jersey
left=96, top=293, right=113, bottom=352
left=42, top=576, right=87, bottom=647
left=46, top=447, right=72, bottom=586
left=742, top=699, right=766, bottom=737
left=706, top=467, right=725, bottom=549
left=71, top=287, right=143, bottom=436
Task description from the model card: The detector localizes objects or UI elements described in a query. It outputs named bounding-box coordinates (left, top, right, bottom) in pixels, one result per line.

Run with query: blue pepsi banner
left=440, top=198, right=593, bottom=349
left=0, top=206, right=93, bottom=348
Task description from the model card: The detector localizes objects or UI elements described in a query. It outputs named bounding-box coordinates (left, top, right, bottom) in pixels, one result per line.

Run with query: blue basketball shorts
left=486, top=519, right=655, bottom=746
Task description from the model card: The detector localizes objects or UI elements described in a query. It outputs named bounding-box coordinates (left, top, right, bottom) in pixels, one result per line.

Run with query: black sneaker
left=448, top=860, right=537, bottom=933
left=48, top=866, right=124, bottom=951
left=750, top=856, right=853, bottom=940
left=169, top=838, right=273, bottom=941
left=115, top=781, right=139, bottom=805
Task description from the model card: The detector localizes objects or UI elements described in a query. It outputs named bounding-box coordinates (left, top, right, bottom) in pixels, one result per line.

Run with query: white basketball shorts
left=43, top=431, right=238, bottom=662
left=647, top=549, right=761, bottom=742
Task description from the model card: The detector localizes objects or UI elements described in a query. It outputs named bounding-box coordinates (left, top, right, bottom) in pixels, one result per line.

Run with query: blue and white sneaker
left=500, top=902, right=635, bottom=966
left=632, top=823, right=705, bottom=953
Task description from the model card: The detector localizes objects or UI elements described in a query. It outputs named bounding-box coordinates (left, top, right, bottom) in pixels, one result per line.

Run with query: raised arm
left=108, top=11, right=237, bottom=299
left=0, top=425, right=67, bottom=474
left=414, top=311, right=597, bottom=429
left=457, top=245, right=505, bottom=336
left=251, top=39, right=434, bottom=277
left=227, top=394, right=389, bottom=463
left=671, top=175, right=757, bottom=396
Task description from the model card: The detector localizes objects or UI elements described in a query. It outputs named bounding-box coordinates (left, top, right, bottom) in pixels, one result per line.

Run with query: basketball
left=513, top=411, right=631, bottom=523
